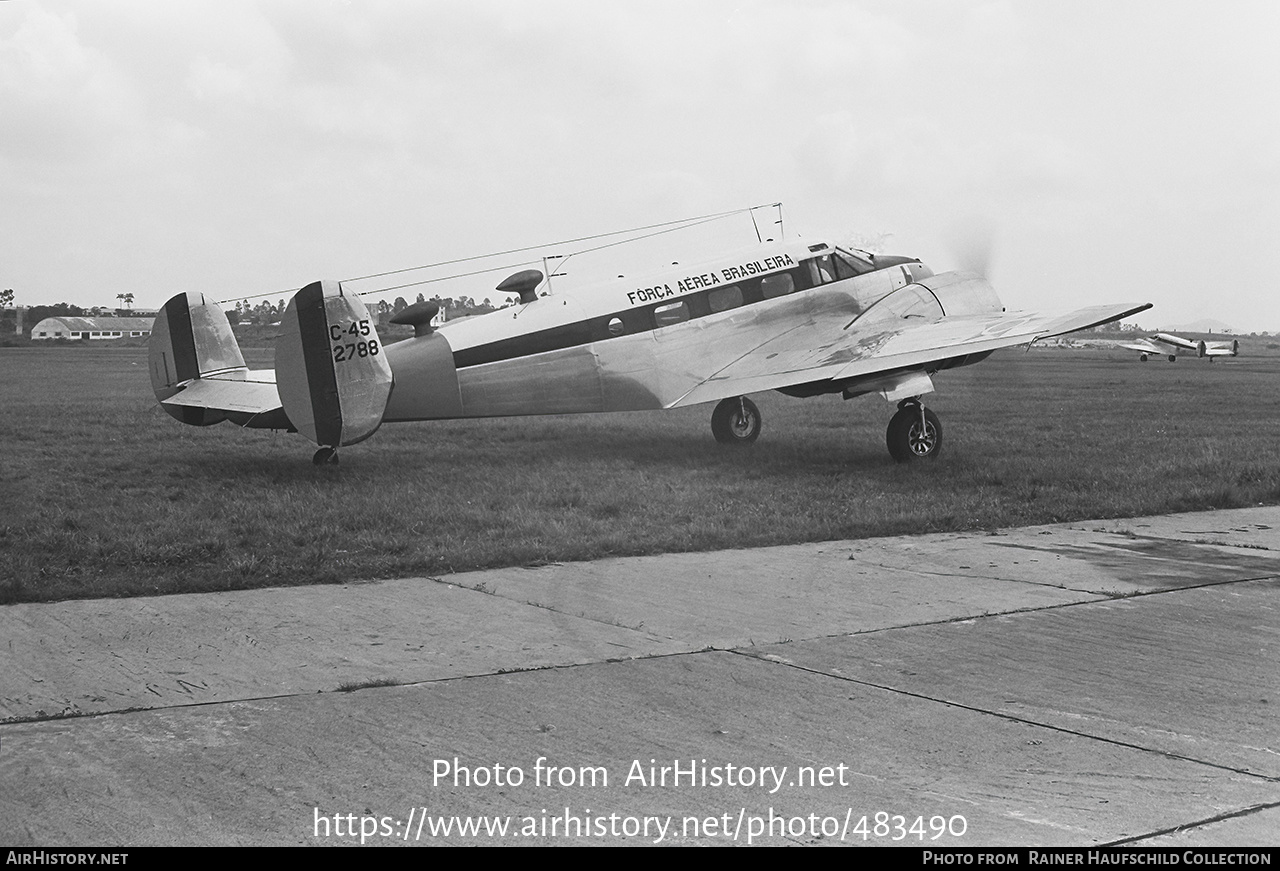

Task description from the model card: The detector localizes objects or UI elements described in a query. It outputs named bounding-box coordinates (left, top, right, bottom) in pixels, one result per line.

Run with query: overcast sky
left=3, top=1, right=1277, bottom=331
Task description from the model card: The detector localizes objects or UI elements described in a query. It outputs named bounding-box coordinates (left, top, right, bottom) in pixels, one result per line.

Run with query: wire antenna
left=217, top=203, right=780, bottom=304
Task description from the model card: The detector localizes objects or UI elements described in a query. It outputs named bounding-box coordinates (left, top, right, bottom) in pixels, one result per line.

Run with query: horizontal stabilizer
left=159, top=374, right=281, bottom=414
left=1200, top=339, right=1239, bottom=357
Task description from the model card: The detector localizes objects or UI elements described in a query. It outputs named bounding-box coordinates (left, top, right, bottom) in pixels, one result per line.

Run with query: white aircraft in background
left=149, top=209, right=1150, bottom=465
left=1121, top=332, right=1239, bottom=362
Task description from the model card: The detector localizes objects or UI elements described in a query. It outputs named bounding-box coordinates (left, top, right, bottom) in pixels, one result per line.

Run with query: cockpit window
left=834, top=249, right=875, bottom=278
left=807, top=254, right=835, bottom=285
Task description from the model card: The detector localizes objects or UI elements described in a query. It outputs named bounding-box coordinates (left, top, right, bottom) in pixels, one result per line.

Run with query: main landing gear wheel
left=1168, top=355, right=1176, bottom=362
left=1139, top=354, right=1148, bottom=362
left=886, top=402, right=941, bottom=463
left=711, top=396, right=761, bottom=445
left=312, top=447, right=339, bottom=466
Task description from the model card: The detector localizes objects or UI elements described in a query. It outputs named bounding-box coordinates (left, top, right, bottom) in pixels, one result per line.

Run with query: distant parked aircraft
left=1121, top=332, right=1239, bottom=362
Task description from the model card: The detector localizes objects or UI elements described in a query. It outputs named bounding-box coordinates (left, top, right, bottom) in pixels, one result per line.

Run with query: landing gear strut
left=711, top=396, right=761, bottom=444
left=312, top=446, right=339, bottom=466
left=886, top=399, right=941, bottom=462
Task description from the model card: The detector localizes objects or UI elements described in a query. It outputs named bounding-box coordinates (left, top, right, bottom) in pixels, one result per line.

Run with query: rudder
left=275, top=280, right=393, bottom=450
left=150, top=292, right=249, bottom=425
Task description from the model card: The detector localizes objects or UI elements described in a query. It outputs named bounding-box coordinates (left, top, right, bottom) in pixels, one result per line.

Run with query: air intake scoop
left=391, top=300, right=441, bottom=337
left=497, top=269, right=544, bottom=304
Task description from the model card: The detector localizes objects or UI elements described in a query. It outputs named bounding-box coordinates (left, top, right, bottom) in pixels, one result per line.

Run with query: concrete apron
left=1, top=506, right=1277, bottom=845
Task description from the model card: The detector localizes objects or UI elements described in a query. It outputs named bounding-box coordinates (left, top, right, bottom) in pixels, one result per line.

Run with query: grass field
left=3, top=343, right=1278, bottom=604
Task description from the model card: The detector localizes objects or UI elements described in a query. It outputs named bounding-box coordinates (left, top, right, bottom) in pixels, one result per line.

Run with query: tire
left=711, top=397, right=761, bottom=445
left=886, top=406, right=941, bottom=462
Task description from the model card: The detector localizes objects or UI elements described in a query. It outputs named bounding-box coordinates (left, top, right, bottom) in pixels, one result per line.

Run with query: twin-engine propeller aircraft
left=1120, top=332, right=1239, bottom=362
left=150, top=224, right=1151, bottom=465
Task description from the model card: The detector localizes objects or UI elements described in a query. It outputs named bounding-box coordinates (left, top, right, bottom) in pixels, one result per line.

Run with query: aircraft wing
left=1120, top=340, right=1161, bottom=354
left=669, top=302, right=1151, bottom=408
left=159, top=370, right=281, bottom=414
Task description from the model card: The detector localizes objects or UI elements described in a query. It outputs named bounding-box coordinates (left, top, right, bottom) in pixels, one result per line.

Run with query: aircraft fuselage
left=382, top=240, right=996, bottom=421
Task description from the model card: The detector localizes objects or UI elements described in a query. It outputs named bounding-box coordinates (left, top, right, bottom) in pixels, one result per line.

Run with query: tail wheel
left=887, top=405, right=941, bottom=462
left=711, top=397, right=761, bottom=445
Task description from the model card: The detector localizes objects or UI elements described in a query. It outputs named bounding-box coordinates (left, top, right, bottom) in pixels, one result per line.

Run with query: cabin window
left=607, top=317, right=624, bottom=337
left=807, top=254, right=835, bottom=285
left=761, top=273, right=794, bottom=298
left=708, top=285, right=743, bottom=313
left=653, top=301, right=689, bottom=328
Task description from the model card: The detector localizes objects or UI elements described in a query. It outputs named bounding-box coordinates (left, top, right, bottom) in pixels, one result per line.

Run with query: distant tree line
left=369, top=293, right=503, bottom=326
left=221, top=292, right=509, bottom=329
left=16, top=302, right=90, bottom=337
left=229, top=299, right=288, bottom=325
left=25, top=302, right=85, bottom=321
left=0, top=289, right=16, bottom=336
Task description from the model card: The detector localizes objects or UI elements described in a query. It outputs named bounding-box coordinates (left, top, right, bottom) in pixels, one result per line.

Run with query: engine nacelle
left=276, top=281, right=393, bottom=449
left=918, top=271, right=1004, bottom=317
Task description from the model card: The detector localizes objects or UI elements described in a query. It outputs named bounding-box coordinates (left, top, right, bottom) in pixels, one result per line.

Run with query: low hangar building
left=30, top=316, right=155, bottom=341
